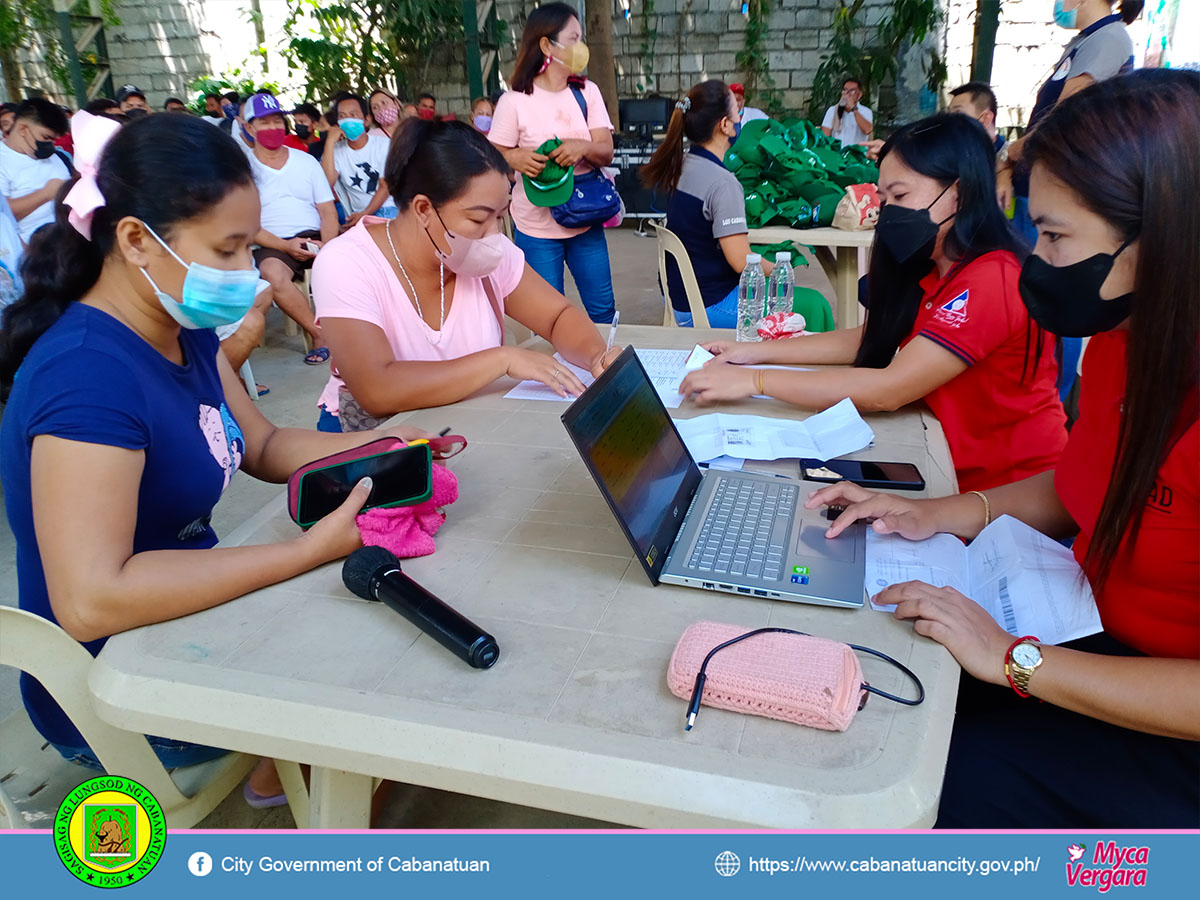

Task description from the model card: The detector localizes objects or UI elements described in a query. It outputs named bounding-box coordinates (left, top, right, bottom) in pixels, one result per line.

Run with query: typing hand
left=803, top=482, right=937, bottom=540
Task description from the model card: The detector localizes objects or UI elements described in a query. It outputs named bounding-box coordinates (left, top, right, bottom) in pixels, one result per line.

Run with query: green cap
left=522, top=138, right=574, bottom=207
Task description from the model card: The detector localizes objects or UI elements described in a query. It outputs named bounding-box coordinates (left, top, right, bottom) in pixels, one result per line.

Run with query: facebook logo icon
left=188, top=851, right=213, bottom=877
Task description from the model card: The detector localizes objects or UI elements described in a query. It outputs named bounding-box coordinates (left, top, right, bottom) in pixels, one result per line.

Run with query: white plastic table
left=749, top=226, right=874, bottom=329
left=90, top=325, right=960, bottom=829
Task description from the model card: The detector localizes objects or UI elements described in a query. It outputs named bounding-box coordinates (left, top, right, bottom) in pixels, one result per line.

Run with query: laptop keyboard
left=685, top=480, right=798, bottom=581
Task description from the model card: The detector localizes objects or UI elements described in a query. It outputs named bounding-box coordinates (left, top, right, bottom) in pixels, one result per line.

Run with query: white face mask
left=425, top=208, right=506, bottom=278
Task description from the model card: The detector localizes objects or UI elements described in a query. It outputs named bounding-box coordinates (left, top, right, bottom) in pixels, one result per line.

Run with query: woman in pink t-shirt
left=489, top=3, right=616, bottom=324
left=312, top=118, right=620, bottom=428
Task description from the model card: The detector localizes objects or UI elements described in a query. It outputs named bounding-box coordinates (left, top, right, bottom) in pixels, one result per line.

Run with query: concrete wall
left=14, top=0, right=1131, bottom=130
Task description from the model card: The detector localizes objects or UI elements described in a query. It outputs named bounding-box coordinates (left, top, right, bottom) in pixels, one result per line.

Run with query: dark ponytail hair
left=640, top=80, right=735, bottom=195
left=384, top=117, right=511, bottom=210
left=855, top=113, right=1027, bottom=368
left=1024, top=68, right=1199, bottom=589
left=510, top=2, right=579, bottom=94
left=1115, top=1, right=1144, bottom=25
left=0, top=114, right=254, bottom=395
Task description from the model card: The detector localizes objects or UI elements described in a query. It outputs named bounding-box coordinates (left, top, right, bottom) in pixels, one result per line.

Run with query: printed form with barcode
left=864, top=514, right=1102, bottom=645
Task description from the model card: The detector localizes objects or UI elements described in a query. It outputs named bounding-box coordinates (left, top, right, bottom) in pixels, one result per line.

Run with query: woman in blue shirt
left=0, top=113, right=429, bottom=798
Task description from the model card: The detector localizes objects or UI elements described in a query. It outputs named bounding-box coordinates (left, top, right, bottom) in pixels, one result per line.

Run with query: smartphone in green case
left=289, top=440, right=433, bottom=529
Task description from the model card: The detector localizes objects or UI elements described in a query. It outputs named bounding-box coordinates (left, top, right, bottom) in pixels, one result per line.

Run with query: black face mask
left=294, top=124, right=311, bottom=139
left=874, top=182, right=955, bottom=265
left=33, top=139, right=56, bottom=160
left=1018, top=238, right=1135, bottom=338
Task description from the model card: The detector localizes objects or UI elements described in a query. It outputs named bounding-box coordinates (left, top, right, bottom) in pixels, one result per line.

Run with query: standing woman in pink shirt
left=488, top=3, right=617, bottom=324
left=311, top=118, right=619, bottom=430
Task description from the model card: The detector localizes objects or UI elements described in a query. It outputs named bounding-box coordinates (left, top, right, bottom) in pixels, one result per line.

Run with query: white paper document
left=501, top=354, right=594, bottom=402
left=672, top=398, right=874, bottom=463
left=503, top=346, right=707, bottom=407
left=865, top=515, right=1103, bottom=645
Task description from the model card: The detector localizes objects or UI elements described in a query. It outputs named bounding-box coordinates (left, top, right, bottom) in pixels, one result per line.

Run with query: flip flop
left=256, top=383, right=270, bottom=397
left=304, top=346, right=330, bottom=365
left=243, top=781, right=288, bottom=809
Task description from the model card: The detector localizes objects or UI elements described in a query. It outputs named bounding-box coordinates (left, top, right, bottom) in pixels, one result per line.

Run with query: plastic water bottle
left=736, top=253, right=767, bottom=341
left=767, top=252, right=795, bottom=318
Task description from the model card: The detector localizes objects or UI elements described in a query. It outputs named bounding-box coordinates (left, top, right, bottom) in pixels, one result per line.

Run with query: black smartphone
left=801, top=458, right=926, bottom=491
left=296, top=444, right=433, bottom=528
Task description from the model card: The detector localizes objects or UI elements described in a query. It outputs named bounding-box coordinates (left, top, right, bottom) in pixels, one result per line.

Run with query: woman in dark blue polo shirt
left=640, top=79, right=768, bottom=327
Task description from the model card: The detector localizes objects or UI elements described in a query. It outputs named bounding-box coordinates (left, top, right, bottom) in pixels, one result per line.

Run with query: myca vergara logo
left=1065, top=841, right=1149, bottom=892
left=54, top=776, right=166, bottom=888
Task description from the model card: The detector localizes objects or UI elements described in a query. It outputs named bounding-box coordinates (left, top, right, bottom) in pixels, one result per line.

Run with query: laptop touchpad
left=796, top=524, right=858, bottom=563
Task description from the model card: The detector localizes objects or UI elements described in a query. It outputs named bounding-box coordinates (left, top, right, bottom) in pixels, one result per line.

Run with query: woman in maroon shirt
left=807, top=70, right=1199, bottom=827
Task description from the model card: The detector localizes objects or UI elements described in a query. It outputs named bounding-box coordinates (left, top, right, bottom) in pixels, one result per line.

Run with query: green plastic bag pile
left=724, top=118, right=878, bottom=229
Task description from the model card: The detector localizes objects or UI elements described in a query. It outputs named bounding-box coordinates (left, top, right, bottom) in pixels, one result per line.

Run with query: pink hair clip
left=62, top=111, right=122, bottom=240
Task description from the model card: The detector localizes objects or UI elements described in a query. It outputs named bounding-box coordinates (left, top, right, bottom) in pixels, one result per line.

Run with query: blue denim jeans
left=52, top=736, right=229, bottom=771
left=513, top=224, right=616, bottom=323
left=673, top=284, right=739, bottom=328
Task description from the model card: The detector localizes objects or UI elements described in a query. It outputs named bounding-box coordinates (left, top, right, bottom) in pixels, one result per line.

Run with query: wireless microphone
left=342, top=546, right=500, bottom=669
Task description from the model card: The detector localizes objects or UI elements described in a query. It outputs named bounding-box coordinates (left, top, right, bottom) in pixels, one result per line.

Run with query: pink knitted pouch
left=667, top=621, right=867, bottom=732
left=355, top=463, right=459, bottom=558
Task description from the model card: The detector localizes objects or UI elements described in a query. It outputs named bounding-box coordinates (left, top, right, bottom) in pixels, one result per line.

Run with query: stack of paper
left=503, top=347, right=709, bottom=408
left=865, top=515, right=1102, bottom=645
left=672, top=398, right=874, bottom=463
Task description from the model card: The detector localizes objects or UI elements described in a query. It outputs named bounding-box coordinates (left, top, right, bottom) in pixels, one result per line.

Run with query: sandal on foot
left=304, top=346, right=330, bottom=365
left=243, top=781, right=288, bottom=809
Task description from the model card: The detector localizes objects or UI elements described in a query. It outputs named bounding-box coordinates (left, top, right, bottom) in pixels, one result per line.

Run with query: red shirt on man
left=1055, top=330, right=1199, bottom=659
left=902, top=250, right=1068, bottom=492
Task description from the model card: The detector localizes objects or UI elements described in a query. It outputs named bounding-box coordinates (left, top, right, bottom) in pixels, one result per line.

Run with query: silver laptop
left=562, top=347, right=864, bottom=608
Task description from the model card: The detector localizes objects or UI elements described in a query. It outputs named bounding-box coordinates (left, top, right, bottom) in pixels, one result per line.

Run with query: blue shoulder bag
left=550, top=85, right=622, bottom=229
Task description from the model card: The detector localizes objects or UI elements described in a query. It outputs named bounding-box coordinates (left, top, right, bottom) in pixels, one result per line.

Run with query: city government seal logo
left=54, top=776, right=166, bottom=887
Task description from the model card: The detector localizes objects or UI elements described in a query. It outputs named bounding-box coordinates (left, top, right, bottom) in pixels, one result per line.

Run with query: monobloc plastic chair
left=0, top=607, right=255, bottom=828
left=651, top=222, right=711, bottom=328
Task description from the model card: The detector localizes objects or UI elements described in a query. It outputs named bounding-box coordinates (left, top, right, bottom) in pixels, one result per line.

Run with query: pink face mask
left=426, top=208, right=505, bottom=278
left=255, top=127, right=287, bottom=150
left=374, top=105, right=399, bottom=126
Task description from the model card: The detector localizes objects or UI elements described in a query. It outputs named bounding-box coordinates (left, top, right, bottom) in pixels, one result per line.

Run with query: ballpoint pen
left=605, top=311, right=620, bottom=352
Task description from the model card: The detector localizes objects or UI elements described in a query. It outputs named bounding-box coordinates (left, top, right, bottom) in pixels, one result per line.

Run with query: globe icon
left=714, top=850, right=741, bottom=877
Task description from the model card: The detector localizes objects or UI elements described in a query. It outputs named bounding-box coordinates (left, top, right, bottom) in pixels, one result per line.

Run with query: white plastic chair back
left=651, top=222, right=710, bottom=328
left=0, top=607, right=254, bottom=828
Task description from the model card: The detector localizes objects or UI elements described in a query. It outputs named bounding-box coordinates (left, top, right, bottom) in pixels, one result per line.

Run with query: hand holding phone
left=290, top=441, right=434, bottom=528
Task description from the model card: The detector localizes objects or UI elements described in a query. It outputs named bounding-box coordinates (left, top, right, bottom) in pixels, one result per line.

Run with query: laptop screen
left=562, top=348, right=701, bottom=581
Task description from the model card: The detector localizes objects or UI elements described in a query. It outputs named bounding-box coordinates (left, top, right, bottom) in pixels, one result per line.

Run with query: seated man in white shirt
left=243, top=92, right=338, bottom=365
left=0, top=98, right=70, bottom=245
left=821, top=77, right=874, bottom=146
left=320, top=92, right=396, bottom=227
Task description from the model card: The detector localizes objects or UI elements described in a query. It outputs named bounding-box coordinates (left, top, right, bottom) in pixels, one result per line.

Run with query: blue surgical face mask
left=139, top=223, right=261, bottom=330
left=1053, top=0, right=1078, bottom=29
left=340, top=118, right=366, bottom=141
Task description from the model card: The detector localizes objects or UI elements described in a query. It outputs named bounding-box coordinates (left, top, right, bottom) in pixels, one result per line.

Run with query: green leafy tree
left=280, top=0, right=464, bottom=104
left=809, top=0, right=945, bottom=125
left=187, top=71, right=282, bottom=115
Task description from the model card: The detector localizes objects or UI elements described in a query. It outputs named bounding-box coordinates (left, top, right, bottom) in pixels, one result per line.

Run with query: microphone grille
left=342, top=545, right=401, bottom=599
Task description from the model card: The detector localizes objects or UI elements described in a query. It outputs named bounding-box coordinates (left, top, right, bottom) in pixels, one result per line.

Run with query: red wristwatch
left=1004, top=635, right=1043, bottom=698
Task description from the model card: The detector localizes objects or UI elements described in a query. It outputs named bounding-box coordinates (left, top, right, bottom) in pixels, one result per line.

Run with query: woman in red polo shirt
left=680, top=113, right=1067, bottom=492
left=807, top=69, right=1199, bottom=827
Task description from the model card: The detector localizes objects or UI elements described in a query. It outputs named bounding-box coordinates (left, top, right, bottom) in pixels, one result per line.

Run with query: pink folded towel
left=356, top=463, right=459, bottom=558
